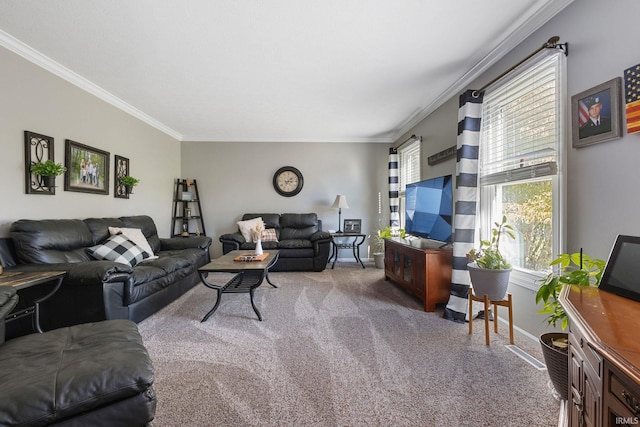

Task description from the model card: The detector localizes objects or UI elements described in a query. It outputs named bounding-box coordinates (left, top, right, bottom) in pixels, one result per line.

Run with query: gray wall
left=181, top=141, right=390, bottom=259
left=398, top=0, right=640, bottom=339
left=0, top=46, right=180, bottom=237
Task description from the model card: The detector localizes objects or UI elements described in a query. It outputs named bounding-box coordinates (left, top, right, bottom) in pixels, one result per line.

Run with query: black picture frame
left=64, top=140, right=110, bottom=195
left=114, top=155, right=130, bottom=199
left=344, top=219, right=362, bottom=234
left=571, top=77, right=622, bottom=148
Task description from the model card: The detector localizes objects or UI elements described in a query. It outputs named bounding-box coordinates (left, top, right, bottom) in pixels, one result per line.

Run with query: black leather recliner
left=0, top=287, right=156, bottom=426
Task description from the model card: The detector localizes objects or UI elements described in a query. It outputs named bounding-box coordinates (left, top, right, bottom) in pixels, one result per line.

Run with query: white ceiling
left=0, top=0, right=572, bottom=143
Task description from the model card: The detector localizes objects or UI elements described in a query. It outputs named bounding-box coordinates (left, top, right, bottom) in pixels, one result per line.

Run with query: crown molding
left=0, top=29, right=183, bottom=141
left=390, top=0, right=574, bottom=143
left=182, top=135, right=394, bottom=144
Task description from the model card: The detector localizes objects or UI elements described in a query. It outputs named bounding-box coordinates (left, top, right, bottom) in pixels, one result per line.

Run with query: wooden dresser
left=560, top=285, right=640, bottom=427
left=383, top=237, right=452, bottom=312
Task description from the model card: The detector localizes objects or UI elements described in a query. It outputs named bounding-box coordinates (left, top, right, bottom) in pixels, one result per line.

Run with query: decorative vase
left=373, top=253, right=385, bottom=269
left=42, top=175, right=56, bottom=189
left=255, top=239, right=263, bottom=255
left=467, top=262, right=511, bottom=301
left=539, top=332, right=569, bottom=400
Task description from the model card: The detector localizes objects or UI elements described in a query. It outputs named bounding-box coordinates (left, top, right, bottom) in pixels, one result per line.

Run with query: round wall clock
left=273, top=166, right=304, bottom=197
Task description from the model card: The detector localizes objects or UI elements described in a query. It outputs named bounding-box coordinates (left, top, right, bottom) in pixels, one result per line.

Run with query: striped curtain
left=388, top=148, right=400, bottom=227
left=443, top=90, right=483, bottom=323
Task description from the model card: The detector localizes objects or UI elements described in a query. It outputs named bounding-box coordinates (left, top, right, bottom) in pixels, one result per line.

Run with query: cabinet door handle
left=622, top=390, right=640, bottom=416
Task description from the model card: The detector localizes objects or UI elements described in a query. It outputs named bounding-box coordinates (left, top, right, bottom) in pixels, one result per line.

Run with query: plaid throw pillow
left=261, top=228, right=278, bottom=242
left=86, top=234, right=151, bottom=266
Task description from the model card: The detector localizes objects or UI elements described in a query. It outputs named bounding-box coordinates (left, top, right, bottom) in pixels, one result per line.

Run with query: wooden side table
left=329, top=233, right=366, bottom=269
left=0, top=271, right=65, bottom=334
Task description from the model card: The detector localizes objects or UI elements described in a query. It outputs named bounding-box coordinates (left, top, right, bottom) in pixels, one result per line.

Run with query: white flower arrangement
left=251, top=221, right=265, bottom=242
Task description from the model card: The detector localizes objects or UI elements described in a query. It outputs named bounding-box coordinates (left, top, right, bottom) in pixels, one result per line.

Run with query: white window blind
left=479, top=52, right=561, bottom=185
left=399, top=140, right=421, bottom=192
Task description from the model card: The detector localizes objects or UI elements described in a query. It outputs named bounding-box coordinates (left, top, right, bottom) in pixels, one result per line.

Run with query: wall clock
left=273, top=166, right=303, bottom=197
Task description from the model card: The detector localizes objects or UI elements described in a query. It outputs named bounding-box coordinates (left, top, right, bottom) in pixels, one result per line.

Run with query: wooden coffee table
left=198, top=250, right=279, bottom=322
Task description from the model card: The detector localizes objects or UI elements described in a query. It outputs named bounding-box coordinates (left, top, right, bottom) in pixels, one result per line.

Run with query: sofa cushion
left=120, top=216, right=162, bottom=254
left=87, top=234, right=151, bottom=267
left=261, top=228, right=279, bottom=242
left=10, top=219, right=95, bottom=264
left=109, top=226, right=158, bottom=259
left=242, top=213, right=281, bottom=230
left=237, top=217, right=263, bottom=242
left=84, top=217, right=126, bottom=245
left=0, top=319, right=154, bottom=426
left=279, top=213, right=319, bottom=240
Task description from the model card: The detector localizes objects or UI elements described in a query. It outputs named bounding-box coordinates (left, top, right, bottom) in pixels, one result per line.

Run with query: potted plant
left=371, top=226, right=405, bottom=269
left=535, top=252, right=605, bottom=400
left=30, top=160, right=67, bottom=188
left=120, top=175, right=140, bottom=194
left=466, top=215, right=515, bottom=301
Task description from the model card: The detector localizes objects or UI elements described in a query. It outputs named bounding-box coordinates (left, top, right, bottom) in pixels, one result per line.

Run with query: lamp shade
left=331, top=195, right=349, bottom=209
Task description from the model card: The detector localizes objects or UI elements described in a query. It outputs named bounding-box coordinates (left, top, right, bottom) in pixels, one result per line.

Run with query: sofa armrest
left=310, top=231, right=332, bottom=242
left=220, top=232, right=245, bottom=245
left=159, top=236, right=212, bottom=251
left=3, top=261, right=133, bottom=285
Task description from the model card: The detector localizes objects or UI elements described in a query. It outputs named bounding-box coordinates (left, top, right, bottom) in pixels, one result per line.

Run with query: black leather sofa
left=219, top=213, right=331, bottom=272
left=0, top=215, right=212, bottom=330
left=0, top=287, right=156, bottom=426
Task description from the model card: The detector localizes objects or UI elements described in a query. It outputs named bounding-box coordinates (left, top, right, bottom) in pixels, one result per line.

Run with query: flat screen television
left=405, top=175, right=453, bottom=243
left=599, top=234, right=640, bottom=302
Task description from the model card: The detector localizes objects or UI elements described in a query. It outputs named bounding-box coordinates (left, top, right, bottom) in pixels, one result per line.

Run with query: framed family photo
left=571, top=77, right=622, bottom=148
left=344, top=219, right=362, bottom=234
left=64, top=140, right=110, bottom=195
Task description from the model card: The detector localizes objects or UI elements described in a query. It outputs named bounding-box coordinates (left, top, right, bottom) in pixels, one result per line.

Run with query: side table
left=329, top=233, right=366, bottom=269
left=0, top=271, right=65, bottom=334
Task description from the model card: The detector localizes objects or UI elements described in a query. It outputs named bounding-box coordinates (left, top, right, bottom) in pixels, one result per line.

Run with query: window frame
left=398, top=138, right=421, bottom=229
left=477, top=50, right=566, bottom=291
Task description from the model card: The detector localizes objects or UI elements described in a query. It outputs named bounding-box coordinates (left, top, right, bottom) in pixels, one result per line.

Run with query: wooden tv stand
left=383, top=237, right=452, bottom=312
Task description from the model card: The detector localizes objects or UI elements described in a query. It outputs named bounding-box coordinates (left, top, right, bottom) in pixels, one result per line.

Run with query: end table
left=0, top=271, right=65, bottom=334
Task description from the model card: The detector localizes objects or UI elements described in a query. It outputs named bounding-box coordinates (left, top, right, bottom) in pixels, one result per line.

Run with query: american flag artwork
left=578, top=99, right=589, bottom=126
left=624, top=63, right=640, bottom=134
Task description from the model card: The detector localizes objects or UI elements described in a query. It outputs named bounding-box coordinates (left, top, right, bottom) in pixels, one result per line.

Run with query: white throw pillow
left=109, top=226, right=158, bottom=260
left=237, top=217, right=263, bottom=242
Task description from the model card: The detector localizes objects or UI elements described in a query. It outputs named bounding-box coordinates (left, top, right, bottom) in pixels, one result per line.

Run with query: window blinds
left=399, top=140, right=421, bottom=192
left=479, top=51, right=562, bottom=185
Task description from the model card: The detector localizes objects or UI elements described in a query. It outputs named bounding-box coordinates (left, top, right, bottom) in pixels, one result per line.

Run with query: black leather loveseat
left=219, top=213, right=331, bottom=272
left=0, top=215, right=212, bottom=330
left=0, top=287, right=156, bottom=426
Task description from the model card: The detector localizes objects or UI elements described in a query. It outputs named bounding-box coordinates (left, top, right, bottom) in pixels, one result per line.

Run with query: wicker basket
left=540, top=332, right=569, bottom=400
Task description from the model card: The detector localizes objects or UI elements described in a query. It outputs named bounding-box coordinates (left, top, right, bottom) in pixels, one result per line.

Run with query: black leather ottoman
left=0, top=288, right=156, bottom=426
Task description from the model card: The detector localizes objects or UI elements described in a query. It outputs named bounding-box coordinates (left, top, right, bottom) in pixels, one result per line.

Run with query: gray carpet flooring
left=138, top=263, right=560, bottom=426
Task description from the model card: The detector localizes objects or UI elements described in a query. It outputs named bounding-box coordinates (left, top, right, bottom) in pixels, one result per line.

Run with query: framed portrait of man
left=571, top=77, right=622, bottom=148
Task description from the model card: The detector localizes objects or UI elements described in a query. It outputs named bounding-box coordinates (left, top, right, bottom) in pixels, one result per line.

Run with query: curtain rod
left=397, top=134, right=421, bottom=149
left=477, top=36, right=568, bottom=94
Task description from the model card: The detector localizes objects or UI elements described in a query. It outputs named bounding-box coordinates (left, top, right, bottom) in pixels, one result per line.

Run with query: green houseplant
left=120, top=175, right=140, bottom=194
left=30, top=160, right=67, bottom=188
left=371, top=226, right=405, bottom=269
left=466, top=215, right=515, bottom=300
left=535, top=251, right=605, bottom=401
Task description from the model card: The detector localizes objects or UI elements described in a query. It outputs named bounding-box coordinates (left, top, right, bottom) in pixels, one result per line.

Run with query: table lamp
left=331, top=195, right=349, bottom=233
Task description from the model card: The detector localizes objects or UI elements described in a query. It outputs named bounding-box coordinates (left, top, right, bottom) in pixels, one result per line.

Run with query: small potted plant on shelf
left=370, top=226, right=405, bottom=269
left=30, top=160, right=67, bottom=188
left=535, top=251, right=605, bottom=400
left=120, top=175, right=140, bottom=194
left=466, top=215, right=515, bottom=301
